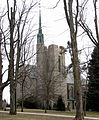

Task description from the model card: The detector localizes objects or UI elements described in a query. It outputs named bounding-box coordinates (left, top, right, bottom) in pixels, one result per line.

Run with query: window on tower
left=58, top=56, right=61, bottom=72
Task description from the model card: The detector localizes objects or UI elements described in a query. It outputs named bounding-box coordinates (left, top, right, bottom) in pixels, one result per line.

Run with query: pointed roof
left=38, top=3, right=42, bottom=34
left=37, top=3, right=44, bottom=48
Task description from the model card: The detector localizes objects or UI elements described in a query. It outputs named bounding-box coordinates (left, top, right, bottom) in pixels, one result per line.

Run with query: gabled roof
left=67, top=71, right=86, bottom=85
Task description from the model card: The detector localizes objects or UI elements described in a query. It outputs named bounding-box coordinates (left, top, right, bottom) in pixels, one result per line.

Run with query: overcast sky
left=1, top=0, right=95, bottom=103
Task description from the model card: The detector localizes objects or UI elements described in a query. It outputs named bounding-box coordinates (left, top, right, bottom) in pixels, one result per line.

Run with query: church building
left=16, top=6, right=86, bottom=111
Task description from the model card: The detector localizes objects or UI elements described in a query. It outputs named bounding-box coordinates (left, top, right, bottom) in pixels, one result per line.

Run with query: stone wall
left=36, top=44, right=67, bottom=109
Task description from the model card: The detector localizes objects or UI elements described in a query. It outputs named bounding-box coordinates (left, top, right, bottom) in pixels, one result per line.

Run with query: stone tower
left=36, top=7, right=67, bottom=109
left=48, top=45, right=67, bottom=107
left=36, top=6, right=47, bottom=107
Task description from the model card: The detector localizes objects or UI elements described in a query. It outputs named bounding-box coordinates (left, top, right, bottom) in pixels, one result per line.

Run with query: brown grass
left=0, top=112, right=73, bottom=120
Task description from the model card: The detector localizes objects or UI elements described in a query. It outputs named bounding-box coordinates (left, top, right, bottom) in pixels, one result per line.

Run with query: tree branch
left=93, top=0, right=99, bottom=42
left=63, top=0, right=70, bottom=27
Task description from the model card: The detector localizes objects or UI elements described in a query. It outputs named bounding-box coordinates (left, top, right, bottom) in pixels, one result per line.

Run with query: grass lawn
left=17, top=108, right=75, bottom=115
left=86, top=111, right=99, bottom=117
left=0, top=109, right=99, bottom=120
left=0, top=112, right=73, bottom=120
left=17, top=108, right=99, bottom=117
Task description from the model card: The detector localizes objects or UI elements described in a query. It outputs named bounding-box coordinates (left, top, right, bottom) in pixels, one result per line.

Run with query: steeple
left=39, top=5, right=42, bottom=33
left=37, top=3, right=44, bottom=50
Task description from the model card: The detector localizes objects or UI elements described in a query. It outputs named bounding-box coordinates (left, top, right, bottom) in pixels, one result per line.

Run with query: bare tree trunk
left=63, top=0, right=84, bottom=119
left=44, top=88, right=49, bottom=113
left=44, top=101, right=47, bottom=113
left=0, top=89, right=2, bottom=110
left=71, top=34, right=84, bottom=120
left=0, top=32, right=2, bottom=110
left=8, top=7, right=16, bottom=115
left=7, top=0, right=16, bottom=114
left=14, top=23, right=21, bottom=113
left=21, top=86, right=24, bottom=112
left=21, top=79, right=25, bottom=112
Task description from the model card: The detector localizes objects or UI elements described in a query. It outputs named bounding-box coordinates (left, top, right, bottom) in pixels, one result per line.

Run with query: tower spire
left=39, top=3, right=42, bottom=33
left=37, top=3, right=44, bottom=50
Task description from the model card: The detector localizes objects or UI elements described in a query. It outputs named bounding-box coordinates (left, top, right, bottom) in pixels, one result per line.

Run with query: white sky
left=1, top=0, right=95, bottom=103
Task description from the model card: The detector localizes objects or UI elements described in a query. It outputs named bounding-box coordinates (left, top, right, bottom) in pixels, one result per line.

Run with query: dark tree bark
left=0, top=32, right=2, bottom=110
left=7, top=2, right=16, bottom=114
left=63, top=0, right=84, bottom=119
left=9, top=9, right=16, bottom=113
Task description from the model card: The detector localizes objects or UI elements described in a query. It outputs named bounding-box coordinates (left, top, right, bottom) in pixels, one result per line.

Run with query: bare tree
left=17, top=42, right=37, bottom=112
left=0, top=32, right=10, bottom=110
left=79, top=0, right=99, bottom=46
left=0, top=8, right=10, bottom=110
left=15, top=0, right=37, bottom=112
left=63, top=0, right=84, bottom=120
left=78, top=0, right=99, bottom=114
left=17, top=65, right=30, bottom=112
left=6, top=0, right=18, bottom=114
left=5, top=0, right=37, bottom=114
left=0, top=32, right=3, bottom=109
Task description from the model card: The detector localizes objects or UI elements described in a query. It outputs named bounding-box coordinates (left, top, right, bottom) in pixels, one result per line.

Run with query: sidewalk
left=0, top=111, right=99, bottom=120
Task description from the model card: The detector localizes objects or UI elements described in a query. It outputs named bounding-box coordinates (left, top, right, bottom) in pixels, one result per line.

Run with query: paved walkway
left=0, top=111, right=99, bottom=120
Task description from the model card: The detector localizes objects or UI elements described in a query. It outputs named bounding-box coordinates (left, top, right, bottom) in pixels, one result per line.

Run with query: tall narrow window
left=58, top=56, right=61, bottom=72
left=67, top=84, right=69, bottom=99
left=71, top=86, right=74, bottom=98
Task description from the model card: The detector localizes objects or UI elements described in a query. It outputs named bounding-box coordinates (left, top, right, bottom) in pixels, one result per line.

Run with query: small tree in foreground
left=56, top=95, right=65, bottom=111
left=18, top=96, right=37, bottom=109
